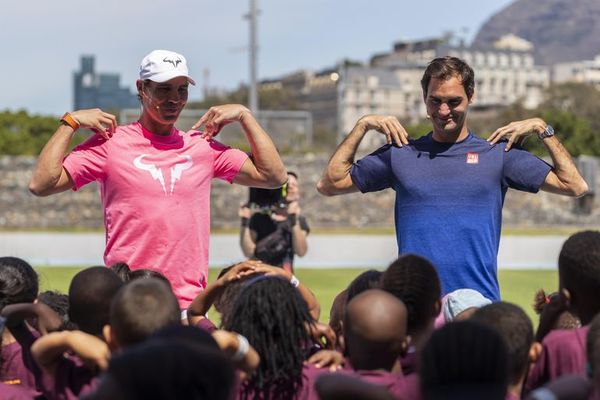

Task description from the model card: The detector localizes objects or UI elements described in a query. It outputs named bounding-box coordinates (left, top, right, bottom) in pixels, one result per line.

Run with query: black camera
left=247, top=184, right=288, bottom=210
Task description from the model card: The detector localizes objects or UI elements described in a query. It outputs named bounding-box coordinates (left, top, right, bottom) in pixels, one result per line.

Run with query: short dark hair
left=38, top=290, right=76, bottom=331
left=109, top=262, right=131, bottom=282
left=128, top=269, right=171, bottom=288
left=69, top=266, right=123, bottom=336
left=381, top=254, right=441, bottom=334
left=110, top=278, right=180, bottom=347
left=109, top=262, right=171, bottom=288
left=345, top=270, right=382, bottom=304
left=421, top=56, right=475, bottom=100
left=472, top=302, right=533, bottom=386
left=559, top=231, right=600, bottom=293
left=106, top=339, right=235, bottom=400
left=0, top=257, right=38, bottom=310
left=420, top=320, right=509, bottom=400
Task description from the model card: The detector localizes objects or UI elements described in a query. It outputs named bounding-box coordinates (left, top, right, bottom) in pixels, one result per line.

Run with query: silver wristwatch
left=538, top=125, right=555, bottom=140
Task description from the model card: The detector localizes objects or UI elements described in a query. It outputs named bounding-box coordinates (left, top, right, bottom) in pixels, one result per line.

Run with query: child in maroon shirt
left=0, top=257, right=44, bottom=397
left=343, top=289, right=418, bottom=398
left=420, top=320, right=509, bottom=400
left=526, top=231, right=600, bottom=391
left=381, top=254, right=442, bottom=376
left=33, top=277, right=178, bottom=399
left=472, top=302, right=542, bottom=400
left=222, top=276, right=326, bottom=400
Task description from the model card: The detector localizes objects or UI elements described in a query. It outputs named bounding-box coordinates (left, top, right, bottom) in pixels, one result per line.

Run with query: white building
left=553, top=55, right=600, bottom=89
left=372, top=35, right=549, bottom=113
left=262, top=35, right=551, bottom=144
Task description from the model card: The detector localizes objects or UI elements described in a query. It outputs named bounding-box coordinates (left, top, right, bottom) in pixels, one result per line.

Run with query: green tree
left=469, top=83, right=600, bottom=156
left=0, top=110, right=86, bottom=155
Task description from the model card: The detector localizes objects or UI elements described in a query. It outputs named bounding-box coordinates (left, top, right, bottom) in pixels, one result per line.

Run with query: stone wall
left=1, top=155, right=598, bottom=230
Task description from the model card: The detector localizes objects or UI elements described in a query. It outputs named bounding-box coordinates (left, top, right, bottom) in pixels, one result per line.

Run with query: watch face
left=545, top=125, right=554, bottom=135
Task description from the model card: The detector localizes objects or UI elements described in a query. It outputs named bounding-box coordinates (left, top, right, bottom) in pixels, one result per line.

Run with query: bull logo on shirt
left=133, top=154, right=193, bottom=195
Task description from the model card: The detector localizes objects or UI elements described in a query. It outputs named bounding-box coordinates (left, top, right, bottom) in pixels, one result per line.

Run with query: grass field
left=34, top=267, right=558, bottom=326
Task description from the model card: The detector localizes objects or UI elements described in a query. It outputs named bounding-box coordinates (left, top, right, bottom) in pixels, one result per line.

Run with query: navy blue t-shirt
left=350, top=131, right=551, bottom=301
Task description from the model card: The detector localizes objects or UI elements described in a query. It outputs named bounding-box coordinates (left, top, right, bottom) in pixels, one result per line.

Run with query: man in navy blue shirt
left=317, top=56, right=588, bottom=301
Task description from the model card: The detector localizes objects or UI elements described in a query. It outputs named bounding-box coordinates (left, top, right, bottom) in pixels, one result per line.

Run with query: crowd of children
left=1, top=230, right=600, bottom=399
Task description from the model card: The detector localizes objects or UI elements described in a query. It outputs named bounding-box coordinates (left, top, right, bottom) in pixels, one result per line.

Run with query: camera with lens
left=247, top=183, right=288, bottom=211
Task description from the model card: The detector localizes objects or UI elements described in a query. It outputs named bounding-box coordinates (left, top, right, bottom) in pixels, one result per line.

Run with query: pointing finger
left=192, top=110, right=213, bottom=130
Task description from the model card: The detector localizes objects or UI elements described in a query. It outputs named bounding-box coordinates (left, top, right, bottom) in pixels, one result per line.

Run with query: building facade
left=261, top=35, right=552, bottom=144
left=553, top=55, right=600, bottom=89
left=73, top=55, right=139, bottom=111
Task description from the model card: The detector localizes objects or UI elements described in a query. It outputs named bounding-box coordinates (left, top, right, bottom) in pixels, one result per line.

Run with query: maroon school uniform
left=1, top=327, right=43, bottom=398
left=236, top=362, right=328, bottom=400
left=40, top=355, right=98, bottom=400
left=401, top=347, right=418, bottom=376
left=354, top=370, right=411, bottom=398
left=195, top=317, right=217, bottom=333
left=0, top=382, right=31, bottom=400
left=400, top=373, right=423, bottom=400
left=526, top=326, right=589, bottom=391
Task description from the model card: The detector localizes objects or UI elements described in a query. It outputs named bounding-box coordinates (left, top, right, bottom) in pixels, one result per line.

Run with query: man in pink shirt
left=29, top=49, right=287, bottom=308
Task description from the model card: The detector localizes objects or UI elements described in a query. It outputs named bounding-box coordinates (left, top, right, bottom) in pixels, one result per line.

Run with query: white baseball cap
left=442, top=288, right=492, bottom=322
left=139, top=50, right=196, bottom=85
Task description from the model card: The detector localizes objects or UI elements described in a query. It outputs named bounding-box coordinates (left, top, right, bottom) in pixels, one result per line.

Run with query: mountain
left=472, top=0, right=600, bottom=65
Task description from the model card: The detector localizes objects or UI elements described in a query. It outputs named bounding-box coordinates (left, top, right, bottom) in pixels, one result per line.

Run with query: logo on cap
left=163, top=57, right=182, bottom=68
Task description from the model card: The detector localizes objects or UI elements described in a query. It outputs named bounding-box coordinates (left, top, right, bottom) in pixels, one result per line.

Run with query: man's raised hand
left=192, top=104, right=252, bottom=139
left=487, top=118, right=547, bottom=151
left=357, top=115, right=410, bottom=147
left=70, top=109, right=117, bottom=140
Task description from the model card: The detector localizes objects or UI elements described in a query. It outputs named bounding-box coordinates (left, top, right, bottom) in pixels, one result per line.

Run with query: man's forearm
left=239, top=226, right=256, bottom=258
left=317, top=121, right=368, bottom=196
left=542, top=136, right=588, bottom=197
left=29, top=124, right=75, bottom=196
left=291, top=223, right=308, bottom=257
left=239, top=112, right=287, bottom=187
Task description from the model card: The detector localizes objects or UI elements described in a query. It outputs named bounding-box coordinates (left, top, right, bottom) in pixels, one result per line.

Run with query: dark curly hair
left=222, top=277, right=315, bottom=400
left=0, top=257, right=38, bottom=310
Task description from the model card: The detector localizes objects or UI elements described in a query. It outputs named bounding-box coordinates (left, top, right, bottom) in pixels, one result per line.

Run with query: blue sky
left=1, top=0, right=514, bottom=115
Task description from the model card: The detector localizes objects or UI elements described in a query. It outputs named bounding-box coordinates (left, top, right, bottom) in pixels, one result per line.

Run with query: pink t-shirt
left=63, top=122, right=248, bottom=308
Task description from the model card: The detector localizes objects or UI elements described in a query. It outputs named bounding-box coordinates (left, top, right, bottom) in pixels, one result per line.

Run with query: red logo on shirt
left=466, top=153, right=479, bottom=164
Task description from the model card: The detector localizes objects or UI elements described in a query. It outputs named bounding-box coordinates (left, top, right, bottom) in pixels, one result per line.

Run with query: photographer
left=239, top=172, right=309, bottom=272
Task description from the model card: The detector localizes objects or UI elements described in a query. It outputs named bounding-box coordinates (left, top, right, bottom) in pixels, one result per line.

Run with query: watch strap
left=538, top=125, right=554, bottom=140
left=60, top=112, right=80, bottom=131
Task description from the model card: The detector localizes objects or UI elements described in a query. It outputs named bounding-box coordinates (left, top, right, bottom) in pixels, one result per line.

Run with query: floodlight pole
left=248, top=0, right=258, bottom=113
